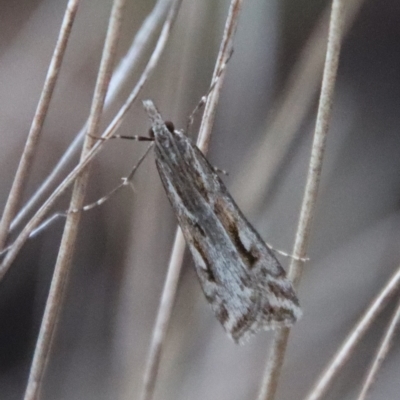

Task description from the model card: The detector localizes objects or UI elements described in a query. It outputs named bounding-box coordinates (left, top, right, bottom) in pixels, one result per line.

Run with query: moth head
left=148, top=120, right=174, bottom=138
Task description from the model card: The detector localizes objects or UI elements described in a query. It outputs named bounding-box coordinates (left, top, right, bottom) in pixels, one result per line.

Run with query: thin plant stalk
left=233, top=0, right=365, bottom=213
left=23, top=1, right=126, bottom=399
left=257, top=1, right=345, bottom=399
left=0, top=0, right=81, bottom=249
left=356, top=295, right=400, bottom=400
left=0, top=0, right=182, bottom=279
left=138, top=2, right=243, bottom=400
left=305, top=266, right=400, bottom=400
left=10, top=0, right=174, bottom=234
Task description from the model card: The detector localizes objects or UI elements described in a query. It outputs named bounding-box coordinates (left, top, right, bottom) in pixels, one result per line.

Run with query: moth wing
left=156, top=130, right=301, bottom=343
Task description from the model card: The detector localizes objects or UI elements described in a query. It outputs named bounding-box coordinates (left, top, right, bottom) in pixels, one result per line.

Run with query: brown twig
left=257, top=1, right=345, bottom=399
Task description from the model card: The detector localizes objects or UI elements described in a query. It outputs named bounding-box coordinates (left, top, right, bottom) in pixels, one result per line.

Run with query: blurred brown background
left=1, top=0, right=400, bottom=399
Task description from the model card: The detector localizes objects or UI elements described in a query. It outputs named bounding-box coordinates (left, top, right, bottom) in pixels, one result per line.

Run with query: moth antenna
left=186, top=49, right=234, bottom=134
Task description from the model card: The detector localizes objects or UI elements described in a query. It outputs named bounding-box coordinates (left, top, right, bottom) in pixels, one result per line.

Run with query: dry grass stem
left=139, top=2, right=243, bottom=400
left=305, top=266, right=400, bottom=400
left=138, top=228, right=186, bottom=400
left=23, top=1, right=126, bottom=399
left=356, top=295, right=400, bottom=400
left=257, top=1, right=345, bottom=399
left=197, top=0, right=242, bottom=149
left=2, top=1, right=395, bottom=399
left=0, top=0, right=81, bottom=249
left=233, top=0, right=365, bottom=212
left=10, top=0, right=173, bottom=234
left=0, top=0, right=182, bottom=279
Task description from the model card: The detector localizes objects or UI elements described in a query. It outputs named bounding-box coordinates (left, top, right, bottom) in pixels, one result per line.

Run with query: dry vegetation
left=1, top=1, right=400, bottom=399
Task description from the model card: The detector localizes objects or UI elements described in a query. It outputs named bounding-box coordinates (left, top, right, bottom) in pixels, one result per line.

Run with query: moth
left=143, top=100, right=301, bottom=343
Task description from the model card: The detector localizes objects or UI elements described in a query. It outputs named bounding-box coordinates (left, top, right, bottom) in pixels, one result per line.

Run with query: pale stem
left=257, top=1, right=345, bottom=399
left=0, top=0, right=181, bottom=279
left=305, top=266, right=400, bottom=400
left=356, top=295, right=400, bottom=400
left=232, top=0, right=365, bottom=212
left=10, top=0, right=173, bottom=234
left=22, top=1, right=126, bottom=399
left=138, top=2, right=244, bottom=400
left=0, top=0, right=81, bottom=249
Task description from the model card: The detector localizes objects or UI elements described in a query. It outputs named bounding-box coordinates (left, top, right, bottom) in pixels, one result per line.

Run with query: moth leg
left=29, top=178, right=131, bottom=239
left=186, top=49, right=234, bottom=134
left=89, top=133, right=154, bottom=142
left=29, top=143, right=154, bottom=239
left=213, top=166, right=229, bottom=176
left=265, top=242, right=309, bottom=262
